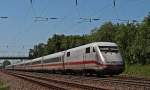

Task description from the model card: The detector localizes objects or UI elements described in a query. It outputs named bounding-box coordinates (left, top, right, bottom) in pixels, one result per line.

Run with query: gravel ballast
left=0, top=71, right=50, bottom=90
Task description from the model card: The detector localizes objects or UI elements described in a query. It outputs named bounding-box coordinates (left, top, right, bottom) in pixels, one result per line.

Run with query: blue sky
left=0, top=0, right=150, bottom=57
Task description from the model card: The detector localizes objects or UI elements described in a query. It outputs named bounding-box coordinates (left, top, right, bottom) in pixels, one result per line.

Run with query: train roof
left=29, top=52, right=63, bottom=63
left=30, top=57, right=42, bottom=63
left=43, top=52, right=63, bottom=60
left=65, top=42, right=118, bottom=51
left=96, top=42, right=117, bottom=46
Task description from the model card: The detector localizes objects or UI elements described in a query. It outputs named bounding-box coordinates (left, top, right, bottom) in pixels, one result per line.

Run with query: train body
left=6, top=42, right=125, bottom=75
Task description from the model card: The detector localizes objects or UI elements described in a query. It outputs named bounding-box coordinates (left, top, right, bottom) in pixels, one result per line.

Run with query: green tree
left=29, top=43, right=47, bottom=58
left=91, top=22, right=116, bottom=42
left=3, top=60, right=11, bottom=68
left=114, top=23, right=138, bottom=64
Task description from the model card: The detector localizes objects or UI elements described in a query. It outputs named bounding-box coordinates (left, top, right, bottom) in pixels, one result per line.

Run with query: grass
left=123, top=64, right=150, bottom=78
left=0, top=87, right=9, bottom=90
left=0, top=80, right=9, bottom=90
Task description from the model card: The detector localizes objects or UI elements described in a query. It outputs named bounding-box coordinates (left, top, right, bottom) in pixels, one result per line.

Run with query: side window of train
left=86, top=47, right=90, bottom=53
left=44, top=57, right=60, bottom=63
left=32, top=61, right=41, bottom=65
left=67, top=52, right=70, bottom=57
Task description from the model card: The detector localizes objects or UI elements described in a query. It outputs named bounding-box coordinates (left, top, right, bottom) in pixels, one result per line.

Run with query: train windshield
left=99, top=46, right=119, bottom=53
left=99, top=46, right=122, bottom=62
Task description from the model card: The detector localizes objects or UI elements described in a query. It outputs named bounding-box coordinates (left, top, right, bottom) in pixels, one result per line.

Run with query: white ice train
left=6, top=42, right=125, bottom=75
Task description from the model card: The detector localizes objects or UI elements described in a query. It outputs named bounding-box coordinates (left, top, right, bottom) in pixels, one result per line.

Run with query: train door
left=84, top=47, right=97, bottom=69
left=41, top=57, right=44, bottom=71
left=30, top=62, right=33, bottom=71
left=61, top=52, right=65, bottom=70
left=64, top=49, right=84, bottom=70
left=84, top=47, right=91, bottom=69
left=83, top=52, right=85, bottom=70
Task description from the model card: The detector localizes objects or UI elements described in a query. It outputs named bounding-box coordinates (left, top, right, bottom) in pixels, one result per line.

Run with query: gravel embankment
left=0, top=71, right=50, bottom=90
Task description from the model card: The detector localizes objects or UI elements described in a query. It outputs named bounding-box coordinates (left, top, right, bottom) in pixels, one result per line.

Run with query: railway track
left=92, top=77, right=150, bottom=89
left=25, top=72, right=150, bottom=90
left=4, top=71, right=110, bottom=90
left=3, top=71, right=150, bottom=90
left=68, top=75, right=150, bottom=90
left=115, top=74, right=150, bottom=81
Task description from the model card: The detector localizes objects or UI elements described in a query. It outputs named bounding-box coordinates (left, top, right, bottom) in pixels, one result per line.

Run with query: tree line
left=29, top=13, right=150, bottom=65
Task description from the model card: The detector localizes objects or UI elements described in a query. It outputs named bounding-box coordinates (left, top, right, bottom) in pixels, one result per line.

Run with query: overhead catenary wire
left=31, top=0, right=64, bottom=23
left=76, top=0, right=78, bottom=6
left=80, top=0, right=142, bottom=24
left=92, top=0, right=134, bottom=23
left=77, top=0, right=112, bottom=24
left=111, top=0, right=145, bottom=23
left=78, top=17, right=101, bottom=23
left=0, top=44, right=30, bottom=57
left=12, top=0, right=42, bottom=51
left=113, top=0, right=116, bottom=8
left=112, top=0, right=120, bottom=22
left=9, top=0, right=37, bottom=56
left=11, top=0, right=37, bottom=46
left=30, top=0, right=33, bottom=5
left=0, top=17, right=8, bottom=19
left=31, top=0, right=144, bottom=24
left=29, top=0, right=37, bottom=18
left=36, top=0, right=51, bottom=20
left=76, top=0, right=116, bottom=23
left=29, top=0, right=144, bottom=24
left=33, top=16, right=62, bottom=22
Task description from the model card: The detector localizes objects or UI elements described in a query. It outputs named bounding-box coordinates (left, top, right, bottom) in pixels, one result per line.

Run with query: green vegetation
left=0, top=86, right=9, bottom=90
left=0, top=80, right=9, bottom=90
left=123, top=64, right=150, bottom=78
left=1, top=60, right=11, bottom=69
left=0, top=81, right=3, bottom=86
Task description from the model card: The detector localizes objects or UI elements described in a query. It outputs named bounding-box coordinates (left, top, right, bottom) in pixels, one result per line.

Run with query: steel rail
left=5, top=71, right=68, bottom=90
left=4, top=71, right=110, bottom=90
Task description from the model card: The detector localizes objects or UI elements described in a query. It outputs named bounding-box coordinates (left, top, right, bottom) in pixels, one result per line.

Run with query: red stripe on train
left=31, top=60, right=97, bottom=67
left=30, top=60, right=122, bottom=67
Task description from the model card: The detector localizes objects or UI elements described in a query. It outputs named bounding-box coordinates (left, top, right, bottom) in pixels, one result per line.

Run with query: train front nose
left=101, top=63, right=125, bottom=75
left=97, top=45, right=125, bottom=75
